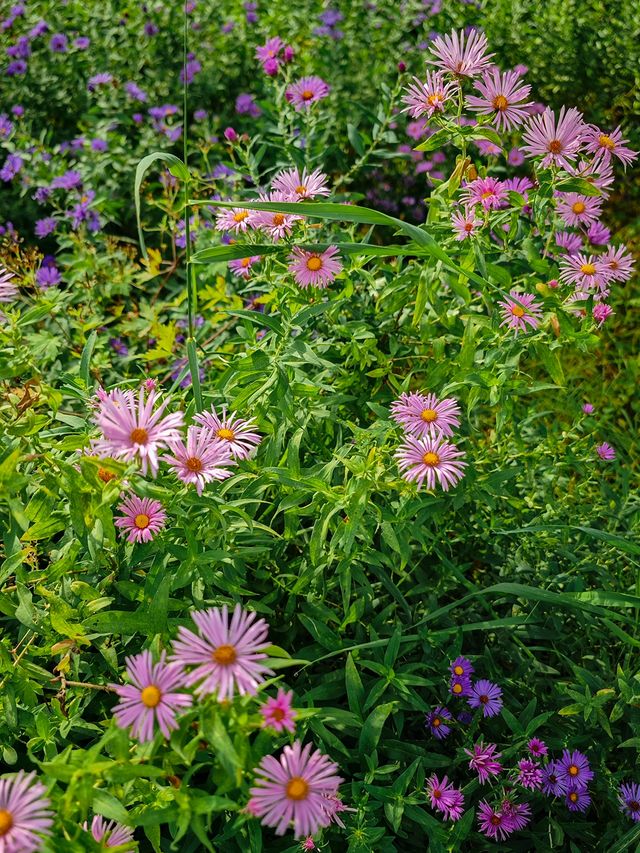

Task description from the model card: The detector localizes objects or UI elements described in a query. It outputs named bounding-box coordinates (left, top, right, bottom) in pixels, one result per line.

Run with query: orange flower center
left=453, top=665, right=464, bottom=676
left=481, top=190, right=494, bottom=199
left=432, top=717, right=441, bottom=727
left=420, top=408, right=438, bottom=423
left=464, top=222, right=474, bottom=232
left=130, top=427, right=149, bottom=444
left=271, top=708, right=286, bottom=721
left=233, top=211, right=249, bottom=223
left=511, top=304, right=525, bottom=318
left=241, top=257, right=251, bottom=267
left=295, top=184, right=307, bottom=195
left=306, top=256, right=323, bottom=271
left=492, top=94, right=509, bottom=111
left=301, top=90, right=314, bottom=101
left=490, top=815, right=501, bottom=826
left=580, top=263, right=596, bottom=275
left=609, top=260, right=619, bottom=269
left=568, top=765, right=579, bottom=776
left=140, top=685, right=162, bottom=708
left=213, top=644, right=237, bottom=665
left=569, top=792, right=579, bottom=803
left=572, top=201, right=586, bottom=214
left=217, top=427, right=235, bottom=441
left=286, top=776, right=309, bottom=801
left=432, top=788, right=442, bottom=799
left=452, top=683, right=463, bottom=694
left=427, top=92, right=444, bottom=106
left=598, top=134, right=615, bottom=150
left=422, top=451, right=440, bottom=466
left=0, top=810, right=13, bottom=836
left=98, top=467, right=116, bottom=483
left=185, top=456, right=203, bottom=472
left=273, top=213, right=285, bottom=225
left=134, top=513, right=150, bottom=529
left=548, top=139, right=563, bottom=154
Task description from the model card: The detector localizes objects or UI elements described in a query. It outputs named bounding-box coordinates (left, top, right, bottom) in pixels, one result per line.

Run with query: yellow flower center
left=452, top=683, right=463, bottom=694
left=130, top=427, right=149, bottom=444
left=420, top=408, right=438, bottom=423
left=422, top=452, right=440, bottom=466
left=185, top=456, right=203, bottom=472
left=286, top=776, right=309, bottom=801
left=568, top=765, right=579, bottom=776
left=453, top=665, right=464, bottom=676
left=241, top=257, right=251, bottom=267
left=427, top=92, right=444, bottom=106
left=0, top=810, right=13, bottom=836
left=481, top=190, right=494, bottom=199
left=216, top=427, right=235, bottom=441
left=432, top=717, right=441, bottom=727
left=233, top=211, right=249, bottom=223
left=598, top=134, right=615, bottom=150
left=548, top=139, right=563, bottom=154
left=492, top=94, right=509, bottom=111
left=134, top=513, right=150, bottom=529
left=580, top=263, right=596, bottom=275
left=213, top=644, right=237, bottom=665
left=569, top=792, right=579, bottom=803
left=572, top=201, right=586, bottom=214
left=306, top=256, right=323, bottom=271
left=511, top=304, right=525, bottom=318
left=295, top=184, right=307, bottom=195
left=273, top=213, right=285, bottom=226
left=140, top=685, right=162, bottom=708
left=301, top=90, right=314, bottom=101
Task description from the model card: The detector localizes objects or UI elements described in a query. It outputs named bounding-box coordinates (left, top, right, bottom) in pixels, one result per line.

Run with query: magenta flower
left=557, top=749, right=594, bottom=788
left=583, top=124, right=637, bottom=167
left=0, top=771, right=53, bottom=853
left=586, top=221, right=611, bottom=245
left=288, top=246, right=343, bottom=289
left=593, top=302, right=613, bottom=327
left=619, top=782, right=640, bottom=823
left=468, top=679, right=503, bottom=717
left=426, top=775, right=464, bottom=821
left=428, top=28, right=494, bottom=78
left=111, top=650, right=192, bottom=743
left=251, top=192, right=303, bottom=240
left=566, top=786, right=591, bottom=812
left=460, top=176, right=507, bottom=211
left=425, top=706, right=452, bottom=740
left=521, top=106, right=585, bottom=169
left=170, top=604, right=272, bottom=700
left=596, top=441, right=616, bottom=461
left=260, top=688, right=297, bottom=733
left=272, top=167, right=330, bottom=201
left=301, top=838, right=316, bottom=851
left=0, top=265, right=18, bottom=302
left=582, top=403, right=594, bottom=414
left=163, top=426, right=234, bottom=495
left=498, top=290, right=543, bottom=334
left=558, top=253, right=612, bottom=292
left=401, top=72, right=457, bottom=118
left=567, top=157, right=615, bottom=196
left=390, top=392, right=461, bottom=438
left=228, top=256, right=260, bottom=279
left=285, top=76, right=330, bottom=111
left=556, top=192, right=603, bottom=228
left=466, top=68, right=532, bottom=130
left=517, top=758, right=543, bottom=790
left=464, top=742, right=503, bottom=784
left=396, top=435, right=466, bottom=491
left=321, top=794, right=356, bottom=828
left=87, top=815, right=135, bottom=850
left=194, top=406, right=261, bottom=460
left=451, top=208, right=483, bottom=240
left=555, top=231, right=582, bottom=255
left=249, top=741, right=343, bottom=837
left=256, top=36, right=283, bottom=64
left=602, top=244, right=635, bottom=282
left=501, top=799, right=531, bottom=832
left=477, top=801, right=512, bottom=841
left=527, top=738, right=548, bottom=757
left=215, top=206, right=255, bottom=233
left=114, top=495, right=167, bottom=544
left=541, top=760, right=567, bottom=796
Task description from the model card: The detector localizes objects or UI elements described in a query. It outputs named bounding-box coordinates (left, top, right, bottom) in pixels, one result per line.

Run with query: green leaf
left=79, top=329, right=97, bottom=387
left=345, top=654, right=365, bottom=717
left=534, top=343, right=564, bottom=386
left=358, top=702, right=395, bottom=753
left=134, top=152, right=188, bottom=256
left=414, top=128, right=450, bottom=152
left=555, top=177, right=602, bottom=196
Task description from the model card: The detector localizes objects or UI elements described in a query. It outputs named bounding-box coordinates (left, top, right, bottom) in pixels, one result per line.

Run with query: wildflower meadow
left=1, top=1, right=640, bottom=851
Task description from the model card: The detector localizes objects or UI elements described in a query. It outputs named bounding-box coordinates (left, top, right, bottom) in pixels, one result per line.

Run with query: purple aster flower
left=49, top=33, right=68, bottom=52
left=88, top=72, right=113, bottom=92
left=180, top=56, right=202, bottom=84
left=193, top=109, right=207, bottom=121
left=109, top=337, right=129, bottom=356
left=0, top=114, right=14, bottom=137
left=426, top=775, right=465, bottom=822
left=460, top=176, right=507, bottom=210
left=527, top=738, right=548, bottom=758
left=466, top=68, right=532, bottom=130
left=586, top=221, right=611, bottom=245
left=390, top=392, right=461, bottom=438
left=125, top=81, right=147, bottom=102
left=556, top=192, right=602, bottom=228
left=557, top=750, right=594, bottom=788
left=51, top=169, right=82, bottom=190
left=425, top=706, right=452, bottom=739
left=507, top=146, right=525, bottom=166
left=235, top=92, right=261, bottom=117
left=521, top=106, right=585, bottom=170
left=11, top=104, right=23, bottom=116
left=596, top=441, right=616, bottom=461
left=285, top=76, right=330, bottom=111
left=36, top=264, right=61, bottom=288
left=86, top=815, right=134, bottom=849
left=593, top=301, right=613, bottom=327
left=401, top=71, right=457, bottom=118
left=541, top=761, right=567, bottom=796
left=0, top=152, right=23, bottom=181
left=555, top=230, right=582, bottom=255
left=566, top=785, right=591, bottom=812
left=451, top=207, right=483, bottom=239
left=29, top=20, right=48, bottom=38
left=450, top=675, right=472, bottom=697
left=559, top=252, right=612, bottom=292
left=144, top=20, right=159, bottom=36
left=465, top=742, right=503, bottom=784
left=602, top=244, right=634, bottom=282
left=451, top=656, right=474, bottom=679
left=468, top=679, right=503, bottom=717
left=619, top=782, right=640, bottom=823
left=582, top=402, right=594, bottom=414
left=0, top=771, right=53, bottom=851
left=90, top=138, right=108, bottom=152
left=428, top=28, right=494, bottom=78
left=74, top=36, right=90, bottom=49
left=396, top=434, right=466, bottom=491
left=583, top=124, right=638, bottom=167
left=498, top=290, right=543, bottom=334
left=517, top=758, right=543, bottom=790
left=6, top=59, right=27, bottom=76
left=477, top=801, right=512, bottom=841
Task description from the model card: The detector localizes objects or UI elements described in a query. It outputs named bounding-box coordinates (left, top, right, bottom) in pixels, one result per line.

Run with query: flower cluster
left=426, top=656, right=503, bottom=738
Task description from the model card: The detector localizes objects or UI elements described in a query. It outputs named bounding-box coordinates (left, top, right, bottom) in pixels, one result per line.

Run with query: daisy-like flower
left=450, top=675, right=472, bottom=697
left=498, top=290, right=543, bottom=334
left=170, top=604, right=272, bottom=700
left=501, top=799, right=531, bottom=832
left=464, top=742, right=503, bottom=784
left=555, top=231, right=583, bottom=256
left=428, top=28, right=494, bottom=78
left=450, top=656, right=474, bottom=679
left=503, top=176, right=534, bottom=199
left=466, top=68, right=532, bottom=131
left=390, top=392, right=461, bottom=438
left=425, top=706, right=452, bottom=740
left=558, top=252, right=612, bottom=292
left=460, top=176, right=507, bottom=211
left=555, top=193, right=603, bottom=228
left=114, top=495, right=167, bottom=544
left=593, top=302, right=613, bottom=327
left=396, top=435, right=466, bottom=492
left=272, top=167, right=330, bottom=201
left=285, top=76, right=330, bottom=111
left=251, top=192, right=303, bottom=241
left=0, top=771, right=53, bottom=853
left=567, top=157, right=615, bottom=197
left=477, top=801, right=512, bottom=841
left=163, top=426, right=234, bottom=496
left=541, top=760, right=568, bottom=796
left=521, top=106, right=585, bottom=170
left=451, top=207, right=483, bottom=240
left=194, top=406, right=261, bottom=460
left=401, top=71, right=457, bottom=118
left=619, top=782, right=640, bottom=823
left=111, top=650, right=192, bottom=743
left=260, top=689, right=297, bottom=734
left=0, top=265, right=18, bottom=302
left=566, top=786, right=591, bottom=813
left=468, top=679, right=503, bottom=717
left=426, top=775, right=464, bottom=821
left=228, top=256, right=260, bottom=279
left=92, top=386, right=183, bottom=477
left=249, top=741, right=343, bottom=837
left=321, top=794, right=356, bottom=828
left=256, top=36, right=283, bottom=64
left=527, top=738, right=548, bottom=758
left=601, top=244, right=635, bottom=282
left=586, top=221, right=611, bottom=245
left=517, top=758, right=543, bottom=790
left=288, top=246, right=342, bottom=289
left=557, top=749, right=594, bottom=788
left=583, top=124, right=638, bottom=167
left=215, top=206, right=255, bottom=234
left=596, top=441, right=616, bottom=461
left=86, top=815, right=135, bottom=851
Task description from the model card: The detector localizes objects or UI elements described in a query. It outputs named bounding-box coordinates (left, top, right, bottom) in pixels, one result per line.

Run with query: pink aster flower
left=428, top=28, right=494, bottom=78
left=477, top=801, right=512, bottom=841
left=260, top=688, right=297, bottom=733
left=466, top=68, right=532, bottom=131
left=249, top=741, right=343, bottom=837
left=521, top=106, right=585, bottom=170
left=390, top=392, right=461, bottom=438
left=251, top=192, right=303, bottom=241
left=464, top=742, right=503, bottom=784
left=285, top=76, right=330, bottom=111
left=567, top=157, right=615, bottom=197
left=0, top=771, right=53, bottom=853
left=426, top=775, right=465, bottom=821
left=300, top=837, right=316, bottom=851
left=593, top=302, right=613, bottom=327
left=583, top=124, right=637, bottom=167
left=558, top=252, right=612, bottom=292
left=256, top=36, right=283, bottom=64
left=87, top=815, right=135, bottom=850
left=321, top=794, right=356, bottom=828
left=401, top=71, right=457, bottom=118
left=602, top=244, right=635, bottom=282
left=451, top=207, right=483, bottom=239
left=0, top=265, right=18, bottom=302
left=527, top=738, right=548, bottom=758
left=517, top=758, right=543, bottom=790
left=215, top=206, right=255, bottom=233
left=114, top=495, right=167, bottom=544
left=272, top=167, right=330, bottom=201
left=582, top=403, right=595, bottom=414
left=468, top=679, right=503, bottom=717
left=555, top=231, right=583, bottom=255
left=288, top=246, right=343, bottom=289
left=596, top=441, right=616, bottom=461
left=194, top=405, right=261, bottom=460
left=92, top=386, right=184, bottom=477
left=586, top=221, right=611, bottom=245
left=501, top=799, right=531, bottom=832
left=460, top=176, right=507, bottom=210
left=228, top=256, right=260, bottom=279
left=555, top=193, right=603, bottom=228
left=170, top=604, right=272, bottom=700
left=111, top=650, right=192, bottom=743
left=395, top=435, right=466, bottom=491
left=498, top=290, right=543, bottom=334
left=163, top=425, right=234, bottom=495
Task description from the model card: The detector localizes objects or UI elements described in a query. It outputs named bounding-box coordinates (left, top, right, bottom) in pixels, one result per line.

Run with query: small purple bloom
left=88, top=72, right=113, bottom=91
left=425, top=706, right=452, bottom=740
left=125, top=81, right=148, bottom=102
left=468, top=679, right=503, bottom=718
left=541, top=761, right=567, bottom=796
left=566, top=786, right=591, bottom=812
left=558, top=750, right=594, bottom=789
left=517, top=758, right=543, bottom=790
left=6, top=59, right=27, bottom=76
left=0, top=152, right=23, bottom=181
left=36, top=264, right=61, bottom=288
left=235, top=92, right=261, bottom=117
left=74, top=36, right=90, bottom=49
left=49, top=33, right=68, bottom=52
left=35, top=217, right=57, bottom=238
left=596, top=442, right=616, bottom=461
left=90, top=138, right=108, bottom=152
left=619, top=782, right=640, bottom=823
left=582, top=403, right=594, bottom=414
left=51, top=170, right=82, bottom=190
left=527, top=738, right=548, bottom=758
